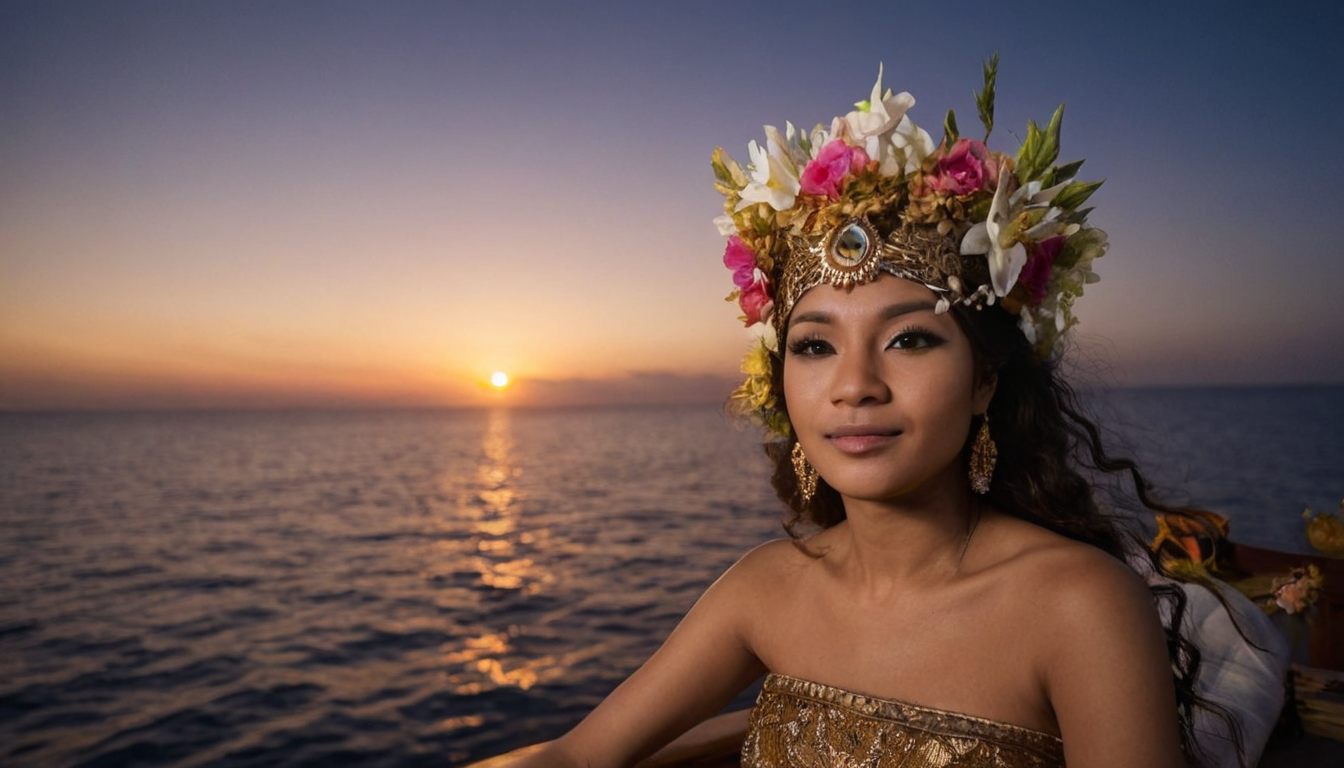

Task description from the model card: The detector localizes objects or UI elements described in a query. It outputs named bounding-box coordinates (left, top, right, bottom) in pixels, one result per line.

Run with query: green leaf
left=1039, top=103, right=1064, bottom=172
left=1052, top=179, right=1104, bottom=211
left=1014, top=104, right=1065, bottom=183
left=943, top=109, right=960, bottom=146
left=1072, top=206, right=1095, bottom=221
left=1055, top=240, right=1081, bottom=269
left=1054, top=227, right=1107, bottom=269
left=1015, top=119, right=1043, bottom=180
left=1052, top=159, right=1085, bottom=183
left=975, top=52, right=998, bottom=140
left=967, top=195, right=993, bottom=221
left=711, top=147, right=743, bottom=186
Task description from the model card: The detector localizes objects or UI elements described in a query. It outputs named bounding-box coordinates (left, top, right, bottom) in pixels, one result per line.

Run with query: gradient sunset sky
left=3, top=1, right=1342, bottom=410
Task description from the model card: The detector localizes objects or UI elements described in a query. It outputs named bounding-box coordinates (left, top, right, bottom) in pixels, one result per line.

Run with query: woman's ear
left=973, top=371, right=997, bottom=414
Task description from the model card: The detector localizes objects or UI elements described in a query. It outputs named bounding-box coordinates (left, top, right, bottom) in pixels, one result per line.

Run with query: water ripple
left=1, top=394, right=1339, bottom=765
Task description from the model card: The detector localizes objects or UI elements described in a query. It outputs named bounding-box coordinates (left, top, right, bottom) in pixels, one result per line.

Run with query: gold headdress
left=714, top=56, right=1108, bottom=436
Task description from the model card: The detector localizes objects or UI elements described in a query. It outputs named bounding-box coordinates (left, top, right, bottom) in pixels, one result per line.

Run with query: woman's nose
left=830, top=349, right=890, bottom=406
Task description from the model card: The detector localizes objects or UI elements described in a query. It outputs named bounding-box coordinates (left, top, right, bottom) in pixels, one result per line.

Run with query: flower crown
left=713, top=56, right=1107, bottom=436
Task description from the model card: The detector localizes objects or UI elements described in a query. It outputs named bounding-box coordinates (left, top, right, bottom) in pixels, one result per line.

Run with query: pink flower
left=739, top=280, right=773, bottom=326
left=1019, top=236, right=1065, bottom=303
left=722, top=235, right=773, bottom=325
left=800, top=140, right=870, bottom=200
left=930, top=139, right=996, bottom=196
left=1275, top=580, right=1310, bottom=614
left=1272, top=566, right=1323, bottom=614
left=722, top=235, right=757, bottom=288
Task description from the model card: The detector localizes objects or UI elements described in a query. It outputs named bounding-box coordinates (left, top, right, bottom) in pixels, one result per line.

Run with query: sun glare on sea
left=490, top=371, right=510, bottom=389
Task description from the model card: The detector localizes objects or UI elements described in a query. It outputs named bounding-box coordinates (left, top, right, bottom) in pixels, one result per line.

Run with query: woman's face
left=782, top=274, right=994, bottom=504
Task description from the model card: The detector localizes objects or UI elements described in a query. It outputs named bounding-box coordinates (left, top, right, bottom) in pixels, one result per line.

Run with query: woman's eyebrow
left=789, top=300, right=937, bottom=328
left=881, top=300, right=937, bottom=320
left=788, top=310, right=832, bottom=327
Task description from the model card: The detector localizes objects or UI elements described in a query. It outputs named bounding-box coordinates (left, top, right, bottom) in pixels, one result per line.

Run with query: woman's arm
left=1043, top=552, right=1188, bottom=768
left=510, top=543, right=782, bottom=768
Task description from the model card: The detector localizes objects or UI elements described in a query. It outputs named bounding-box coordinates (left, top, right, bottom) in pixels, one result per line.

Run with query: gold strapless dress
left=742, top=673, right=1065, bottom=768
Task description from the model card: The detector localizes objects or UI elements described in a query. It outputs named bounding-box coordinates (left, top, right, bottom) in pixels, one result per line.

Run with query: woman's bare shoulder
left=979, top=516, right=1154, bottom=636
left=723, top=537, right=813, bottom=583
left=988, top=514, right=1140, bottom=584
left=984, top=515, right=1159, bottom=650
left=985, top=520, right=1185, bottom=765
left=710, top=533, right=840, bottom=604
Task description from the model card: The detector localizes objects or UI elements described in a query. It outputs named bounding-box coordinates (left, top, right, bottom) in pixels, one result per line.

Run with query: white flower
left=844, top=64, right=915, bottom=138
left=1022, top=211, right=1078, bottom=241
left=713, top=214, right=737, bottom=236
left=842, top=64, right=916, bottom=176
left=1069, top=229, right=1109, bottom=266
left=889, top=115, right=935, bottom=176
left=960, top=171, right=1026, bottom=296
left=783, top=121, right=816, bottom=162
left=1030, top=179, right=1071, bottom=205
left=1018, top=313, right=1038, bottom=344
left=809, top=122, right=833, bottom=157
left=1010, top=179, right=1042, bottom=207
left=736, top=126, right=800, bottom=212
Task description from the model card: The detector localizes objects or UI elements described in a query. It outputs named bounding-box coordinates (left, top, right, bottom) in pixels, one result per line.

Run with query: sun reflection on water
left=443, top=630, right=611, bottom=698
left=473, top=518, right=514, bottom=538
left=444, top=631, right=543, bottom=693
left=443, top=631, right=512, bottom=664
left=461, top=411, right=553, bottom=595
left=437, top=411, right=576, bottom=698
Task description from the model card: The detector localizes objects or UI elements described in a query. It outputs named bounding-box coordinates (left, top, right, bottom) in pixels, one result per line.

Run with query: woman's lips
left=826, top=428, right=901, bottom=454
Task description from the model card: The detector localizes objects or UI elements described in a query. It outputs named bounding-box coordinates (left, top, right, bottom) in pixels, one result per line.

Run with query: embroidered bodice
left=742, top=673, right=1065, bottom=768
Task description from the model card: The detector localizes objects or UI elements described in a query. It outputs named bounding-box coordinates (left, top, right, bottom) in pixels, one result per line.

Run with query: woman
left=514, top=60, right=1244, bottom=768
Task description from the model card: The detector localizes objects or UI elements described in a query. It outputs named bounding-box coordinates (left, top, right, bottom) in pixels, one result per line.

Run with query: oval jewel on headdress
left=832, top=221, right=871, bottom=268
left=814, top=217, right=883, bottom=289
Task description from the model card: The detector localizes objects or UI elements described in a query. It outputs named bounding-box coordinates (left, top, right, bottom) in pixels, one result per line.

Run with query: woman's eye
left=787, top=338, right=833, bottom=357
left=888, top=331, right=943, bottom=351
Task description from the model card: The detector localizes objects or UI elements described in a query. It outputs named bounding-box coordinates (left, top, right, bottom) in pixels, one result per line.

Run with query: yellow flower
left=1304, top=503, right=1344, bottom=556
left=735, top=343, right=774, bottom=412
left=741, top=340, right=771, bottom=377
left=729, top=340, right=791, bottom=437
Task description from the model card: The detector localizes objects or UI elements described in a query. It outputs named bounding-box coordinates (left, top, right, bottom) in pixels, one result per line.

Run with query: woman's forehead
left=788, top=275, right=943, bottom=320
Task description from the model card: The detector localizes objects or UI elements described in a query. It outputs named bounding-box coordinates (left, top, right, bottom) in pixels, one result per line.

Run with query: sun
left=490, top=371, right=510, bottom=389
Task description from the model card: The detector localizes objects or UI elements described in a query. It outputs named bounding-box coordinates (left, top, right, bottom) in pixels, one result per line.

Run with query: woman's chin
left=826, top=464, right=970, bottom=508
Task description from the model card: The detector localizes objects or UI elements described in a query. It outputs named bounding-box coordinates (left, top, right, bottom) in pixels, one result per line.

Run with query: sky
left=2, top=1, right=1342, bottom=410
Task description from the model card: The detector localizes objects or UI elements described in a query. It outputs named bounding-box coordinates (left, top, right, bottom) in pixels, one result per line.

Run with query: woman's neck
left=832, top=465, right=983, bottom=591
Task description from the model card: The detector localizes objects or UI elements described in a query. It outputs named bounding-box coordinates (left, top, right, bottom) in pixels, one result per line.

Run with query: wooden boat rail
left=1230, top=541, right=1344, bottom=671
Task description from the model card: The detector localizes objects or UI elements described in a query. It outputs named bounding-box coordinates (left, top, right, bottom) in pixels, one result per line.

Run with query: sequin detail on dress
left=742, top=673, right=1065, bottom=768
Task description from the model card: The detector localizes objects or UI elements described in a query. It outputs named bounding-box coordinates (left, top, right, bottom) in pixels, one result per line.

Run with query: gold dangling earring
left=969, top=415, right=997, bottom=495
left=791, top=442, right=818, bottom=505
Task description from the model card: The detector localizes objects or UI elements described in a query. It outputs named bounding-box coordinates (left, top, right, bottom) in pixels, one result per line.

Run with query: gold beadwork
left=774, top=217, right=985, bottom=337
left=969, top=416, right=997, bottom=494
left=791, top=442, right=818, bottom=505
left=717, top=62, right=1111, bottom=388
left=743, top=673, right=1064, bottom=768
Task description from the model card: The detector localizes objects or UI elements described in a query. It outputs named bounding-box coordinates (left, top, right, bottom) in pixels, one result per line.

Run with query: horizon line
left=2, top=381, right=1342, bottom=417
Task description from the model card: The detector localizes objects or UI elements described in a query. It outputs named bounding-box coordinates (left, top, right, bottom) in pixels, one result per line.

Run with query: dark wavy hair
left=761, top=301, right=1244, bottom=768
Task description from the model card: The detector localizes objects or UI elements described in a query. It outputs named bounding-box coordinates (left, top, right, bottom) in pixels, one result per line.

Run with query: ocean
left=2, top=387, right=1341, bottom=766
